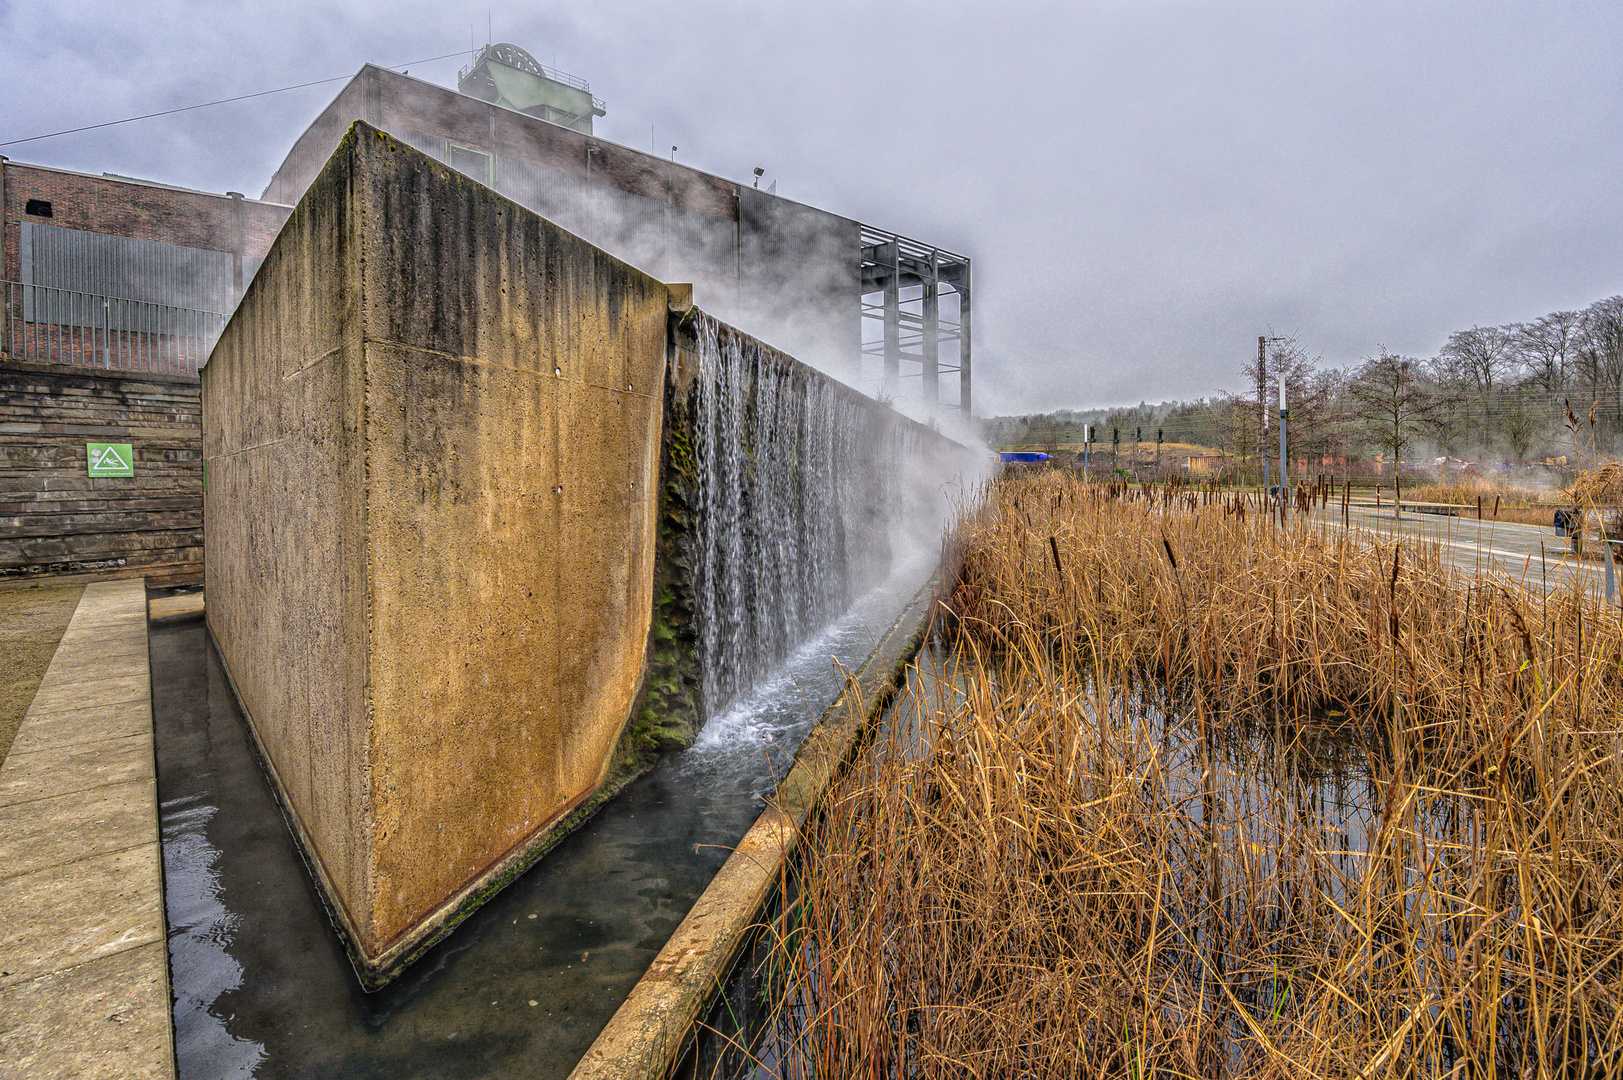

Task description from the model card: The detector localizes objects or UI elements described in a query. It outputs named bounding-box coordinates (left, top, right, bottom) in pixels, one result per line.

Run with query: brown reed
left=745, top=472, right=1623, bottom=1080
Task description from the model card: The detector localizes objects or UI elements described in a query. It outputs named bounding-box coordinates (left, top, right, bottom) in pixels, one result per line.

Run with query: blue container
left=999, top=452, right=1052, bottom=463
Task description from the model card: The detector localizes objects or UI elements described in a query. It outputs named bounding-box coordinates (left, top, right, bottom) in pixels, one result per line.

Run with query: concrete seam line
left=567, top=573, right=938, bottom=1080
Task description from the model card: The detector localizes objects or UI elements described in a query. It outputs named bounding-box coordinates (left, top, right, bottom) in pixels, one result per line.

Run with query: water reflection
left=161, top=796, right=265, bottom=1078
left=152, top=558, right=934, bottom=1079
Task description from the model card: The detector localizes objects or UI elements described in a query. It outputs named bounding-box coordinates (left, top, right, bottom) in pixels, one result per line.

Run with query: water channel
left=153, top=554, right=936, bottom=1080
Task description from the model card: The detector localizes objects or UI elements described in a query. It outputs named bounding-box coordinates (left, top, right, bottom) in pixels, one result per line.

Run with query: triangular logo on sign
left=93, top=446, right=129, bottom=471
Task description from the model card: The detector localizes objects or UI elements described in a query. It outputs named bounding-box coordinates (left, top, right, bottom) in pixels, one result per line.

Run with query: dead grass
left=1399, top=479, right=1565, bottom=510
left=751, top=473, right=1623, bottom=1079
left=0, top=584, right=84, bottom=766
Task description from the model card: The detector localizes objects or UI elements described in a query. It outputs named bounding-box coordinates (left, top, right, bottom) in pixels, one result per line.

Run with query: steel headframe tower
left=860, top=226, right=972, bottom=419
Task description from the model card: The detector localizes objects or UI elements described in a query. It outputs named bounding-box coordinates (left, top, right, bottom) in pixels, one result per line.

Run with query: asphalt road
left=1300, top=502, right=1620, bottom=600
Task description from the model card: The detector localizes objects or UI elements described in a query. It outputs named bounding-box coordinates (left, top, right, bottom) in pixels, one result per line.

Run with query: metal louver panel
left=20, top=222, right=232, bottom=328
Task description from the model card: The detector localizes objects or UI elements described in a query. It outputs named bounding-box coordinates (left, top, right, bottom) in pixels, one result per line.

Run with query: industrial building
left=1, top=43, right=972, bottom=583
left=263, top=46, right=971, bottom=412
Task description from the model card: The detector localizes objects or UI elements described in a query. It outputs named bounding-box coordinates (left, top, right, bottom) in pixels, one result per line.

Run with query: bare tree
left=1439, top=325, right=1515, bottom=399
left=1212, top=391, right=1259, bottom=469
left=1575, top=297, right=1623, bottom=449
left=1502, top=391, right=1537, bottom=461
left=1515, top=310, right=1582, bottom=393
left=1421, top=353, right=1470, bottom=455
left=1346, top=350, right=1441, bottom=469
left=1238, top=335, right=1341, bottom=470
left=1291, top=366, right=1348, bottom=462
left=1436, top=326, right=1515, bottom=451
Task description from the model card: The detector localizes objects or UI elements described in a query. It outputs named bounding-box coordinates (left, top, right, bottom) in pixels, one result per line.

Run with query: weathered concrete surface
left=203, top=122, right=669, bottom=983
left=0, top=578, right=173, bottom=1079
left=568, top=576, right=938, bottom=1080
left=146, top=592, right=203, bottom=624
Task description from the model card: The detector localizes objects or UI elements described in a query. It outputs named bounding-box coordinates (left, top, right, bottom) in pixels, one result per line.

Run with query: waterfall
left=686, top=312, right=928, bottom=720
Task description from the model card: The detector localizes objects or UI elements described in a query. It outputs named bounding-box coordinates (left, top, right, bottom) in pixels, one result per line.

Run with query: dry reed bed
left=751, top=473, right=1623, bottom=1080
left=944, top=473, right=1620, bottom=732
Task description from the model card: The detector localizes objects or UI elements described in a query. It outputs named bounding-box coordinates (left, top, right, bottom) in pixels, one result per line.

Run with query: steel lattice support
left=860, top=226, right=970, bottom=418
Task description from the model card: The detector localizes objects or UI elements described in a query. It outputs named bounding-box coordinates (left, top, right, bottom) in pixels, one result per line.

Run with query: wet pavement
left=152, top=558, right=934, bottom=1080
left=1317, top=504, right=1617, bottom=596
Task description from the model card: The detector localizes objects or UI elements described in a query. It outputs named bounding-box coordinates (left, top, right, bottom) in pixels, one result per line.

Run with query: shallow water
left=691, top=660, right=1386, bottom=1080
left=153, top=556, right=934, bottom=1080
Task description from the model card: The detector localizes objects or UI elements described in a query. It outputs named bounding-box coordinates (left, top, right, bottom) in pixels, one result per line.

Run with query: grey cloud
left=4, top=0, right=1619, bottom=415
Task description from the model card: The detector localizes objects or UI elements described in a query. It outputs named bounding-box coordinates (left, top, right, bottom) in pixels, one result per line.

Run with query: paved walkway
left=0, top=579, right=173, bottom=1079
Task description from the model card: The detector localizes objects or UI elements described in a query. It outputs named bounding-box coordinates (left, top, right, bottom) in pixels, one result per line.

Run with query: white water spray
left=686, top=311, right=948, bottom=720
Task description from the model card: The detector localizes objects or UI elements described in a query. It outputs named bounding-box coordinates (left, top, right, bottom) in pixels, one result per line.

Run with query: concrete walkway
left=0, top=579, right=173, bottom=1079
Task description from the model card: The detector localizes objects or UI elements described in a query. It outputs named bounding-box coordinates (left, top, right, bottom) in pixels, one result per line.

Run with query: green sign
left=87, top=443, right=134, bottom=478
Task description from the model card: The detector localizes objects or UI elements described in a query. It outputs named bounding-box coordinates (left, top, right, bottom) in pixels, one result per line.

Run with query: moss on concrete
left=617, top=350, right=705, bottom=769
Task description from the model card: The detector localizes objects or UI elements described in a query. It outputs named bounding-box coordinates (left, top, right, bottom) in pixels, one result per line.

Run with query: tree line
left=991, top=293, right=1623, bottom=470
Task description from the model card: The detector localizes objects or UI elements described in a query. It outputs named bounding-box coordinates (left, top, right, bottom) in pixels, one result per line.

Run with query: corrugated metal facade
left=19, top=222, right=257, bottom=326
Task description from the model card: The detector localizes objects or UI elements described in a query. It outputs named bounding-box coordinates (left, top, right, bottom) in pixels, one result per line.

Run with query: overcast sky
left=4, top=1, right=1620, bottom=415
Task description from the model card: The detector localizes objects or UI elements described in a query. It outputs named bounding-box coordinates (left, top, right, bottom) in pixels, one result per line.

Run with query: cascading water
left=685, top=311, right=936, bottom=720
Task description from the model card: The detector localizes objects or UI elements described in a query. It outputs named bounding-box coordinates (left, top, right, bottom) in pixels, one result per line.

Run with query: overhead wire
left=0, top=50, right=468, bottom=149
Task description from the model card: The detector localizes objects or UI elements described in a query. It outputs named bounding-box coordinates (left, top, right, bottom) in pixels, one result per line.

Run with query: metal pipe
left=958, top=274, right=971, bottom=417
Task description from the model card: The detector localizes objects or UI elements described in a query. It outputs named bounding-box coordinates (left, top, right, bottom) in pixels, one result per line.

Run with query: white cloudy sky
left=4, top=0, right=1620, bottom=415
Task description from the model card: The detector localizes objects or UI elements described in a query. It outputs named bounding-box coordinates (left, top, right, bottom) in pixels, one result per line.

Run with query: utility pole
left=1083, top=424, right=1090, bottom=475
left=1135, top=426, right=1142, bottom=481
left=1112, top=428, right=1119, bottom=476
left=1156, top=428, right=1163, bottom=473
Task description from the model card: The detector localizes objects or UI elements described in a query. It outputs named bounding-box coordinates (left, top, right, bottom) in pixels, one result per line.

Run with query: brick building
left=0, top=161, right=291, bottom=583
left=2, top=160, right=291, bottom=335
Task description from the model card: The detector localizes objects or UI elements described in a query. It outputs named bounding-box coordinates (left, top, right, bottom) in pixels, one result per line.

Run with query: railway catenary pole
left=1279, top=379, right=1288, bottom=525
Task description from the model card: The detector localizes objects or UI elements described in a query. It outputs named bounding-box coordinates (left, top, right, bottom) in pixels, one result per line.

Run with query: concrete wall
left=0, top=357, right=203, bottom=584
left=204, top=122, right=669, bottom=981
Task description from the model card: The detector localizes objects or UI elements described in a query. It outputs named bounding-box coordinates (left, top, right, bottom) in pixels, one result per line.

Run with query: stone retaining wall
left=0, top=357, right=202, bottom=584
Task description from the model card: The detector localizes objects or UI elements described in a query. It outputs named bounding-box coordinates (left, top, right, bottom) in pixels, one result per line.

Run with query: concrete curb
left=147, top=593, right=204, bottom=625
left=0, top=579, right=174, bottom=1080
left=568, top=574, right=938, bottom=1080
